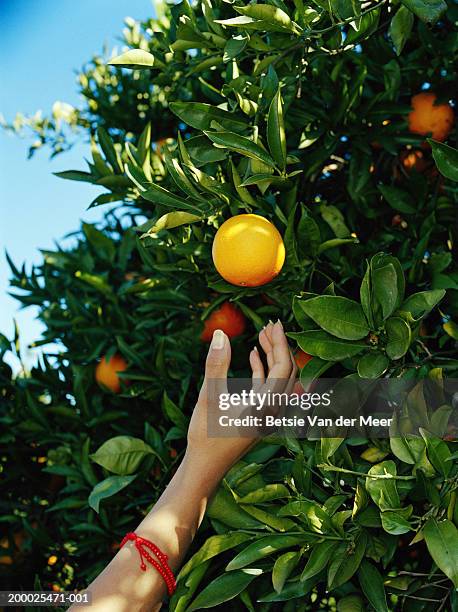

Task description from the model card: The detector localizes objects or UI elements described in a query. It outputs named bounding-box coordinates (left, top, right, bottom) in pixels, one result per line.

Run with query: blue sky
left=0, top=0, right=154, bottom=370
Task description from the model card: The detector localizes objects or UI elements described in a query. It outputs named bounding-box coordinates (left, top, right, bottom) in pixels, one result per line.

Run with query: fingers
left=256, top=321, right=293, bottom=401
left=258, top=323, right=274, bottom=371
left=198, top=329, right=231, bottom=404
left=204, top=329, right=231, bottom=379
left=249, top=346, right=265, bottom=391
left=268, top=321, right=294, bottom=380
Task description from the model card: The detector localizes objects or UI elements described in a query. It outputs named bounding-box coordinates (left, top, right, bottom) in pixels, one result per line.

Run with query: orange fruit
left=212, top=214, right=285, bottom=287
left=95, top=354, right=128, bottom=393
left=0, top=531, right=26, bottom=565
left=400, top=150, right=428, bottom=173
left=48, top=555, right=58, bottom=566
left=408, top=92, right=454, bottom=142
left=294, top=349, right=312, bottom=369
left=201, top=302, right=246, bottom=342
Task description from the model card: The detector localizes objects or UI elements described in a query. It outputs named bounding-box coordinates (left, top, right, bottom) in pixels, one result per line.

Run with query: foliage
left=1, top=0, right=458, bottom=609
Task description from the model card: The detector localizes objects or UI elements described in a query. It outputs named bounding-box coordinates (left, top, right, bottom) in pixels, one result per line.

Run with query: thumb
left=201, top=329, right=231, bottom=409
left=204, top=329, right=231, bottom=382
left=196, top=329, right=231, bottom=410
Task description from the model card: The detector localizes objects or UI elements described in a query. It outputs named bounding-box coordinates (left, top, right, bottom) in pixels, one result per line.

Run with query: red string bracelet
left=120, top=532, right=176, bottom=596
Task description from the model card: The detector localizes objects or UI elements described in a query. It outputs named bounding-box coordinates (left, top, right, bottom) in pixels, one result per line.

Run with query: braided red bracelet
left=120, top=532, right=176, bottom=596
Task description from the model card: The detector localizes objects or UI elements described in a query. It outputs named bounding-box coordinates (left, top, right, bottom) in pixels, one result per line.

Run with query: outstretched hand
left=72, top=321, right=295, bottom=612
left=187, top=320, right=296, bottom=483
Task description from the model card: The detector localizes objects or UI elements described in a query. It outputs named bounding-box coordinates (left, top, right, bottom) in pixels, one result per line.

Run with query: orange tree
left=1, top=1, right=458, bottom=609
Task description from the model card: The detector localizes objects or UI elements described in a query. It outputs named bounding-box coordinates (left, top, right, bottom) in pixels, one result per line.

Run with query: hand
left=186, top=320, right=296, bottom=484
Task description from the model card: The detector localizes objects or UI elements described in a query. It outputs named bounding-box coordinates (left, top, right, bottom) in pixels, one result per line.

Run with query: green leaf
left=370, top=254, right=405, bottom=323
left=289, top=330, right=366, bottom=361
left=360, top=263, right=374, bottom=328
left=401, top=289, right=445, bottom=318
left=179, top=533, right=252, bottom=580
left=54, top=170, right=95, bottom=183
left=321, top=438, right=344, bottom=463
left=327, top=532, right=367, bottom=590
left=428, top=140, right=458, bottom=182
left=88, top=475, right=136, bottom=513
left=185, top=135, right=228, bottom=164
left=272, top=551, right=300, bottom=594
left=108, top=49, right=156, bottom=68
left=163, top=149, right=205, bottom=200
left=171, top=562, right=210, bottom=612
left=401, top=0, right=447, bottom=24
left=419, top=430, right=452, bottom=477
left=278, top=500, right=331, bottom=533
left=233, top=5, right=301, bottom=34
left=378, top=184, right=415, bottom=214
left=97, top=127, right=122, bottom=172
left=423, top=519, right=458, bottom=587
left=390, top=434, right=427, bottom=466
left=162, top=392, right=188, bottom=431
left=207, top=488, right=262, bottom=529
left=170, top=102, right=247, bottom=132
left=297, top=210, right=321, bottom=257
left=358, top=559, right=388, bottom=612
left=320, top=205, right=350, bottom=239
left=372, top=264, right=399, bottom=321
left=267, top=89, right=287, bottom=171
left=187, top=570, right=256, bottom=611
left=204, top=131, right=276, bottom=168
left=337, top=594, right=364, bottom=612
left=140, top=183, right=203, bottom=214
left=90, top=436, right=155, bottom=475
left=390, top=7, right=414, bottom=56
left=333, top=0, right=360, bottom=20
left=299, top=356, right=333, bottom=382
left=47, top=498, right=87, bottom=512
left=301, top=540, right=339, bottom=581
left=357, top=352, right=389, bottom=378
left=226, top=535, right=305, bottom=570
left=241, top=505, right=297, bottom=532
left=82, top=223, right=116, bottom=262
left=385, top=317, right=411, bottom=360
left=74, top=271, right=113, bottom=296
left=223, top=34, right=249, bottom=62
left=365, top=460, right=400, bottom=510
left=139, top=212, right=201, bottom=238
left=318, top=237, right=358, bottom=254
left=300, top=296, right=370, bottom=340
left=237, top=484, right=290, bottom=504
left=380, top=509, right=412, bottom=535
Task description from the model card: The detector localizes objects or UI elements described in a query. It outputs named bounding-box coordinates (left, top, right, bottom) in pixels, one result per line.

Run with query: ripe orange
left=95, top=354, right=128, bottom=393
left=294, top=349, right=312, bottom=369
left=408, top=92, right=454, bottom=142
left=0, top=531, right=26, bottom=565
left=212, top=214, right=285, bottom=287
left=200, top=301, right=246, bottom=342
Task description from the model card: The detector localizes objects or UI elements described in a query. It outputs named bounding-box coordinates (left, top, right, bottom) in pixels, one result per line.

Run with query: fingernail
left=211, top=329, right=225, bottom=350
left=253, top=346, right=258, bottom=352
left=276, top=319, right=283, bottom=329
left=268, top=319, right=274, bottom=325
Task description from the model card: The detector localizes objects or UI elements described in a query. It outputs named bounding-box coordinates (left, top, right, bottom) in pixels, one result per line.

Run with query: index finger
left=266, top=320, right=292, bottom=383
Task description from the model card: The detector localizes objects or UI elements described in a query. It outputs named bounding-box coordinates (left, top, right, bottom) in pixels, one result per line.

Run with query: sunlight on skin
left=69, top=322, right=294, bottom=612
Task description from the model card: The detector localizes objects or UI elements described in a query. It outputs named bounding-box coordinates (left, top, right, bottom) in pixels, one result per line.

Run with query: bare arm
left=70, top=321, right=294, bottom=612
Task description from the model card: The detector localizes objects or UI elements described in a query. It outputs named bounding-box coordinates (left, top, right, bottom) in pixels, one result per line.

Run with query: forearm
left=71, top=451, right=221, bottom=612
